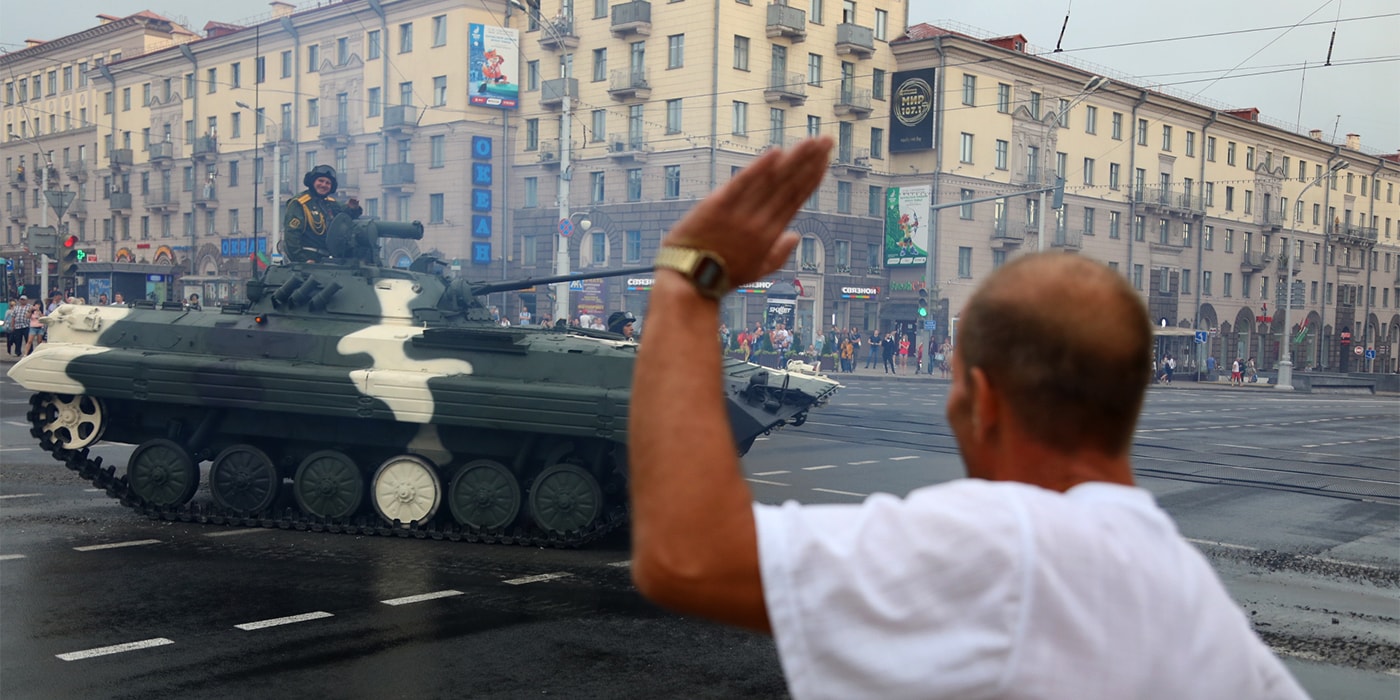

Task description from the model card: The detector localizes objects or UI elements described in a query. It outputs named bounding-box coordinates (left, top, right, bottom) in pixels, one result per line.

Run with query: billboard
left=885, top=186, right=931, bottom=266
left=889, top=68, right=936, bottom=152
left=469, top=24, right=520, bottom=110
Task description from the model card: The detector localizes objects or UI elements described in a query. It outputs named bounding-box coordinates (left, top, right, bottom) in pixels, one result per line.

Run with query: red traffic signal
left=62, top=234, right=79, bottom=248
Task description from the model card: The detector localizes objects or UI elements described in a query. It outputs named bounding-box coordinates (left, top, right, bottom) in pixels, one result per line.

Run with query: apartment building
left=889, top=24, right=1400, bottom=373
left=1, top=11, right=196, bottom=270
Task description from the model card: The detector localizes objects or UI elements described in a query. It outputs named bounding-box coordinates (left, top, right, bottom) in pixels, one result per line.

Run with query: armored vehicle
left=9, top=216, right=839, bottom=547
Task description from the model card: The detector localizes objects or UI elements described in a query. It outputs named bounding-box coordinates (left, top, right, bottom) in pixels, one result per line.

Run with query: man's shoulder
left=293, top=193, right=312, bottom=204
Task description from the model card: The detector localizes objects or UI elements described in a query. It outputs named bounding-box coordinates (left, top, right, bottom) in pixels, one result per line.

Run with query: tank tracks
left=26, top=395, right=628, bottom=548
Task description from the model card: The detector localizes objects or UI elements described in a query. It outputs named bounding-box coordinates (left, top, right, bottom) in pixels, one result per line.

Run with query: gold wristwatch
left=653, top=246, right=731, bottom=300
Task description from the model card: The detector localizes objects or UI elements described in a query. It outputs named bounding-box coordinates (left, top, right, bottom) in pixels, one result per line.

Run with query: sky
left=1, top=0, right=1396, bottom=152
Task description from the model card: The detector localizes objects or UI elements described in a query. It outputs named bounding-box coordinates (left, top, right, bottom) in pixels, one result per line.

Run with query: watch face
left=694, top=257, right=724, bottom=289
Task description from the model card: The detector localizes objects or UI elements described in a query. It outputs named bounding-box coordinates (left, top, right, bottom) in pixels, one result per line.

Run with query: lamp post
left=1277, top=159, right=1348, bottom=390
left=1038, top=76, right=1108, bottom=252
left=235, top=101, right=281, bottom=264
left=510, top=0, right=576, bottom=324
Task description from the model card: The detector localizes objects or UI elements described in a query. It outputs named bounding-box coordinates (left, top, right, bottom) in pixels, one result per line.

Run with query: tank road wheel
left=37, top=393, right=107, bottom=449
left=371, top=455, right=443, bottom=527
left=294, top=450, right=365, bottom=520
left=447, top=459, right=521, bottom=530
left=528, top=464, right=603, bottom=535
left=126, top=439, right=199, bottom=508
left=209, top=445, right=280, bottom=515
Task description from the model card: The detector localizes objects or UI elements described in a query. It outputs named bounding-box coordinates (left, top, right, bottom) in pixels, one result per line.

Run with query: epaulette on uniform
left=294, top=193, right=311, bottom=204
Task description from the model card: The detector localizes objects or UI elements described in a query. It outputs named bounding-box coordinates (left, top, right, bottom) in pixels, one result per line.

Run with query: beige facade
left=890, top=26, right=1400, bottom=373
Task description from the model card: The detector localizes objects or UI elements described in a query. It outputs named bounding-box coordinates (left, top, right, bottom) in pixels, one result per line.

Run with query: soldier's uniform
left=283, top=165, right=361, bottom=262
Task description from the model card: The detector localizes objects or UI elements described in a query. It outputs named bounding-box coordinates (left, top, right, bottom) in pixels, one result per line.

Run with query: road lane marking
left=746, top=478, right=790, bottom=486
left=381, top=590, right=463, bottom=606
left=1211, top=444, right=1263, bottom=450
left=0, top=554, right=25, bottom=561
left=0, top=493, right=41, bottom=499
left=812, top=488, right=867, bottom=498
left=205, top=528, right=270, bottom=538
left=752, top=470, right=790, bottom=476
left=848, top=460, right=879, bottom=465
left=0, top=447, right=34, bottom=452
left=802, top=465, right=839, bottom=471
left=504, top=572, right=571, bottom=586
left=73, top=539, right=161, bottom=552
left=607, top=560, right=632, bottom=568
left=4, top=421, right=31, bottom=428
left=235, top=611, right=334, bottom=630
left=57, top=638, right=174, bottom=661
left=1185, top=537, right=1257, bottom=551
left=889, top=456, right=919, bottom=461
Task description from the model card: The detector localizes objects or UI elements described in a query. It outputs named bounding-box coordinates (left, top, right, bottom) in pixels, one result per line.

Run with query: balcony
left=764, top=71, right=807, bottom=106
left=384, top=104, right=420, bottom=133
left=607, top=134, right=650, bottom=163
left=835, top=23, right=876, bottom=59
left=1240, top=250, right=1272, bottom=272
left=6, top=171, right=25, bottom=189
left=147, top=142, right=175, bottom=167
left=68, top=160, right=90, bottom=183
left=537, top=139, right=563, bottom=168
left=383, top=162, right=416, bottom=188
left=6, top=204, right=25, bottom=222
left=318, top=113, right=351, bottom=144
left=67, top=198, right=88, bottom=219
left=1276, top=254, right=1302, bottom=275
left=990, top=220, right=1023, bottom=249
left=192, top=135, right=219, bottom=161
left=834, top=86, right=872, bottom=117
left=109, top=192, right=133, bottom=211
left=830, top=148, right=871, bottom=177
left=1049, top=230, right=1082, bottom=251
left=1259, top=210, right=1286, bottom=232
left=1334, top=224, right=1378, bottom=245
left=610, top=1, right=651, bottom=37
left=195, top=184, right=219, bottom=209
left=109, top=148, right=134, bottom=169
left=537, top=16, right=579, bottom=49
left=541, top=77, right=579, bottom=110
left=765, top=4, right=807, bottom=42
left=608, top=68, right=651, bottom=100
left=861, top=265, right=883, bottom=277
left=143, top=191, right=180, bottom=212
left=1016, top=167, right=1052, bottom=187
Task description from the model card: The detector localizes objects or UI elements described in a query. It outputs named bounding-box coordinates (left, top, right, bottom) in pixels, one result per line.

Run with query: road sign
left=1365, top=349, right=1376, bottom=360
left=923, top=320, right=937, bottom=331
left=1353, top=345, right=1363, bottom=356
left=1194, top=331, right=1208, bottom=344
left=558, top=218, right=574, bottom=237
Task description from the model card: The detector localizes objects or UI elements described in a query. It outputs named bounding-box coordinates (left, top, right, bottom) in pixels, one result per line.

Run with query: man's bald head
left=956, top=253, right=1152, bottom=456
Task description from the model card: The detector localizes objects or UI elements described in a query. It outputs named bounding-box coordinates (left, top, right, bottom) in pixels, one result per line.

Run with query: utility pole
left=40, top=152, right=52, bottom=301
left=1277, top=159, right=1347, bottom=390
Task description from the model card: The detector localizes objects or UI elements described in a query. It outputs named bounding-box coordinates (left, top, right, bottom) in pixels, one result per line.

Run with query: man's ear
left=968, top=366, right=999, bottom=443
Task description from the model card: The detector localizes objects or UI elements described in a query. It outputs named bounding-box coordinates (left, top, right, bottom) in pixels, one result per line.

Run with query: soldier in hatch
left=283, top=165, right=362, bottom=262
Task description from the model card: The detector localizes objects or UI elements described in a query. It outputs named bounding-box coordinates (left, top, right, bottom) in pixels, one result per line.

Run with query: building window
left=807, top=53, right=822, bottom=86
left=281, top=50, right=292, bottom=78
left=664, top=165, right=681, bottom=198
left=959, top=133, right=973, bottom=164
left=429, top=193, right=445, bottom=223
left=1136, top=118, right=1148, bottom=145
left=1203, top=224, right=1214, bottom=250
left=732, top=101, right=747, bottom=135
left=592, top=171, right=605, bottom=203
left=1202, top=271, right=1212, bottom=296
left=995, top=140, right=1008, bottom=170
left=769, top=108, right=785, bottom=146
left=874, top=9, right=888, bottom=39
left=1057, top=98, right=1070, bottom=127
left=666, top=99, right=682, bottom=133
left=996, top=83, right=1010, bottom=113
left=307, top=98, right=319, bottom=126
left=870, top=128, right=884, bottom=159
left=523, top=177, right=538, bottom=207
left=958, top=247, right=973, bottom=278
left=1133, top=214, right=1145, bottom=241
left=627, top=168, right=642, bottom=201
left=368, top=87, right=381, bottom=117
left=1029, top=91, right=1041, bottom=119
left=837, top=181, right=852, bottom=214
left=526, top=61, right=540, bottom=91
left=525, top=119, right=539, bottom=150
left=1111, top=112, right=1122, bottom=140
left=961, top=74, right=976, bottom=106
left=668, top=34, right=685, bottom=69
left=1247, top=146, right=1256, bottom=170
left=734, top=36, right=750, bottom=70
left=523, top=236, right=538, bottom=265
left=625, top=230, right=642, bottom=263
left=432, top=14, right=447, bottom=47
left=591, top=110, right=606, bottom=142
left=1084, top=105, right=1097, bottom=134
left=433, top=76, right=447, bottom=106
left=367, top=30, right=381, bottom=59
left=591, top=231, right=607, bottom=264
left=1108, top=162, right=1120, bottom=190
left=307, top=45, right=320, bottom=73
left=1161, top=125, right=1172, bottom=151
left=1227, top=141, right=1236, bottom=166
left=1185, top=131, right=1195, bottom=157
left=1083, top=158, right=1095, bottom=186
left=399, top=22, right=414, bottom=53
left=1109, top=211, right=1120, bottom=239
left=868, top=185, right=882, bottom=218
left=959, top=189, right=974, bottom=220
left=872, top=69, right=886, bottom=100
left=592, top=48, right=608, bottom=82
left=430, top=135, right=445, bottom=167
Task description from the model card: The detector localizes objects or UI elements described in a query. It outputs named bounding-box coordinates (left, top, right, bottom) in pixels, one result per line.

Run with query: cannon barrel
left=367, top=220, right=425, bottom=240
left=472, top=266, right=655, bottom=296
left=326, top=215, right=424, bottom=262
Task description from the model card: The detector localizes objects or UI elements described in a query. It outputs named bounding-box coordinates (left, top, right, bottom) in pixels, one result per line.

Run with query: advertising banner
left=885, top=186, right=931, bottom=266
left=574, top=278, right=608, bottom=319
left=889, top=68, right=936, bottom=152
left=469, top=24, right=520, bottom=110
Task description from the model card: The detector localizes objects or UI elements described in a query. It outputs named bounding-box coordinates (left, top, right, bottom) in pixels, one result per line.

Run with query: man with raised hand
left=628, top=136, right=1305, bottom=700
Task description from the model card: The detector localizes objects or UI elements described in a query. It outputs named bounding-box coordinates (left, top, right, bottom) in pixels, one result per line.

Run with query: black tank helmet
left=607, top=311, right=636, bottom=334
left=303, top=164, right=338, bottom=196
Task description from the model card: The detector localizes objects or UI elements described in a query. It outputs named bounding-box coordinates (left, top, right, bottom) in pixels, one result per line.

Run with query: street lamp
left=1039, top=76, right=1108, bottom=252
left=510, top=0, right=576, bottom=324
left=1277, top=158, right=1348, bottom=390
left=235, top=101, right=282, bottom=264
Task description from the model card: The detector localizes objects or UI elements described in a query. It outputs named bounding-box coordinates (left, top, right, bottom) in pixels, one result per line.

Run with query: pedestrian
left=897, top=334, right=910, bottom=371
left=5, top=296, right=27, bottom=356
left=865, top=329, right=881, bottom=369
left=839, top=336, right=854, bottom=372
left=1246, top=357, right=1257, bottom=383
left=24, top=302, right=44, bottom=356
left=938, top=338, right=953, bottom=379
left=626, top=136, right=1304, bottom=699
left=1231, top=357, right=1242, bottom=387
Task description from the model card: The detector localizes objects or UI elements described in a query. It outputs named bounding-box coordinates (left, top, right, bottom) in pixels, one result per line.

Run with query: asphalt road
left=1, top=373, right=1397, bottom=699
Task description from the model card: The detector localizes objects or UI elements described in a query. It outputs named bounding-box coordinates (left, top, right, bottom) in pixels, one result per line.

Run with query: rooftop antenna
left=1329, top=114, right=1342, bottom=143
left=1053, top=0, right=1072, bottom=52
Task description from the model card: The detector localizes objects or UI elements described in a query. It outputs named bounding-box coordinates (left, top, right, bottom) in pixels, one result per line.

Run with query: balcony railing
left=109, top=192, right=132, bottom=210
left=67, top=198, right=88, bottom=218
left=195, top=184, right=219, bottom=207
left=109, top=149, right=134, bottom=168
left=1240, top=250, right=1272, bottom=271
left=830, top=148, right=871, bottom=176
left=610, top=1, right=652, bottom=36
left=148, top=142, right=175, bottom=162
left=319, top=113, right=351, bottom=142
left=608, top=68, right=651, bottom=99
left=143, top=192, right=180, bottom=210
left=384, top=104, right=420, bottom=131
left=68, top=160, right=89, bottom=182
left=835, top=23, right=875, bottom=58
left=6, top=204, right=25, bottom=221
left=541, top=77, right=578, bottom=109
left=607, top=133, right=651, bottom=162
left=765, top=3, right=807, bottom=41
left=193, top=135, right=219, bottom=159
left=1334, top=224, right=1378, bottom=244
left=834, top=86, right=872, bottom=116
left=538, top=138, right=562, bottom=166
left=764, top=71, right=807, bottom=105
left=1050, top=230, right=1083, bottom=250
left=383, top=162, right=416, bottom=187
left=537, top=16, right=579, bottom=49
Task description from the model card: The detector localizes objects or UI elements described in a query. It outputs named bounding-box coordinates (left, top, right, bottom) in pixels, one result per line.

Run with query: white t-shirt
left=754, top=480, right=1306, bottom=700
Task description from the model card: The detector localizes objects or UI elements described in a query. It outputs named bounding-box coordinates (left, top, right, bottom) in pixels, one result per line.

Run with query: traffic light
left=917, top=288, right=929, bottom=317
left=60, top=235, right=81, bottom=276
